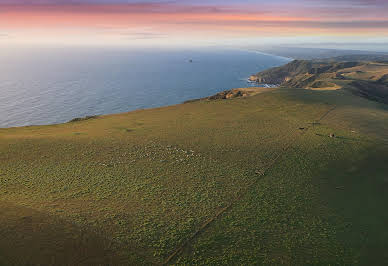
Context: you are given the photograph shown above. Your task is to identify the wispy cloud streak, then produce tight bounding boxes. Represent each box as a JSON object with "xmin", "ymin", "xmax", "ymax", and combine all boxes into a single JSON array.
[{"xmin": 0, "ymin": 0, "xmax": 387, "ymax": 45}]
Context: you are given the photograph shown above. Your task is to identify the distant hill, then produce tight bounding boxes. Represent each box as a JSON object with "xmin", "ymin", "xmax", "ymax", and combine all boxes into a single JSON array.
[
  {"xmin": 250, "ymin": 59, "xmax": 388, "ymax": 104},
  {"xmin": 255, "ymin": 46, "xmax": 388, "ymax": 60},
  {"xmin": 323, "ymin": 54, "xmax": 388, "ymax": 63}
]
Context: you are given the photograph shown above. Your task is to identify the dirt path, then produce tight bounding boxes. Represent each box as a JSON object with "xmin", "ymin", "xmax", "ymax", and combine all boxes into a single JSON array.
[{"xmin": 163, "ymin": 105, "xmax": 337, "ymax": 265}]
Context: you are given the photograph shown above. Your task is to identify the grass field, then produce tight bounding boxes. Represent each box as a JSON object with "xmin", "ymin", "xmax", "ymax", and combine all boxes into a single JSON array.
[{"xmin": 1, "ymin": 88, "xmax": 388, "ymax": 265}]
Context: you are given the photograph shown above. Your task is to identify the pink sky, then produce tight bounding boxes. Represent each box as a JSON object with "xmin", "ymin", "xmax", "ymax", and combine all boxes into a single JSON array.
[{"xmin": 1, "ymin": 1, "xmax": 388, "ymax": 46}]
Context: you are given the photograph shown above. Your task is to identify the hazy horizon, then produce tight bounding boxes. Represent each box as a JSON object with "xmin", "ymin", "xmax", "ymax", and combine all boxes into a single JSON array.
[{"xmin": 1, "ymin": 0, "xmax": 388, "ymax": 49}]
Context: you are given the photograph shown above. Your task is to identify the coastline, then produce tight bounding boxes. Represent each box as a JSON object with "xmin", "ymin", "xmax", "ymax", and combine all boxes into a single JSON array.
[
  {"xmin": 8, "ymin": 45, "xmax": 387, "ymax": 130},
  {"xmin": 247, "ymin": 49, "xmax": 294, "ymax": 61},
  {"xmin": 0, "ymin": 86, "xmax": 280, "ymax": 130},
  {"xmin": 0, "ymin": 49, "xmax": 291, "ymax": 129}
]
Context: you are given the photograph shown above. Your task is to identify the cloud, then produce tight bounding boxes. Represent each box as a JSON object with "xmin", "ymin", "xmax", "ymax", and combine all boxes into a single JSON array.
[
  {"xmin": 0, "ymin": 1, "xmax": 250, "ymax": 16},
  {"xmin": 320, "ymin": 0, "xmax": 388, "ymax": 5},
  {"xmin": 1, "ymin": 0, "xmax": 387, "ymax": 44},
  {"xmin": 117, "ymin": 31, "xmax": 168, "ymax": 40},
  {"xmin": 0, "ymin": 0, "xmax": 82, "ymax": 4},
  {"xmin": 0, "ymin": 33, "xmax": 11, "ymax": 39}
]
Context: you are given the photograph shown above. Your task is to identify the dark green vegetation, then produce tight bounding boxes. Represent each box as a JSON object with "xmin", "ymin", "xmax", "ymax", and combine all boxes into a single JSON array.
[
  {"xmin": 1, "ymin": 87, "xmax": 388, "ymax": 264},
  {"xmin": 251, "ymin": 60, "xmax": 388, "ymax": 104},
  {"xmin": 69, "ymin": 115, "xmax": 99, "ymax": 123}
]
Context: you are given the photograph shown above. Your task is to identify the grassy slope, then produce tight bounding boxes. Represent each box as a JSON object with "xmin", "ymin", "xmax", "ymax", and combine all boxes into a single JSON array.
[
  {"xmin": 253, "ymin": 60, "xmax": 388, "ymax": 106},
  {"xmin": 1, "ymin": 89, "xmax": 388, "ymax": 265}
]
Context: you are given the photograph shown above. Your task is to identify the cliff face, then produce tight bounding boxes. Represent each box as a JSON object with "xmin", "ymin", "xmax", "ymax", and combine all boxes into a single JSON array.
[
  {"xmin": 249, "ymin": 60, "xmax": 313, "ymax": 84},
  {"xmin": 251, "ymin": 60, "xmax": 363, "ymax": 86},
  {"xmin": 251, "ymin": 59, "xmax": 388, "ymax": 104}
]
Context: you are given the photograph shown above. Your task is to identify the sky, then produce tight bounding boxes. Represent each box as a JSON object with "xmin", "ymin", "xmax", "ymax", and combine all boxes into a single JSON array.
[{"xmin": 1, "ymin": 0, "xmax": 388, "ymax": 48}]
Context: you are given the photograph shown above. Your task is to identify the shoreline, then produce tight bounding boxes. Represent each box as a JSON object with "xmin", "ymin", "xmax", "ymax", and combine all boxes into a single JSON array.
[
  {"xmin": 0, "ymin": 86, "xmax": 280, "ymax": 130},
  {"xmin": 3, "ymin": 47, "xmax": 387, "ymax": 130},
  {"xmin": 246, "ymin": 49, "xmax": 294, "ymax": 61},
  {"xmin": 0, "ymin": 50, "xmax": 291, "ymax": 130}
]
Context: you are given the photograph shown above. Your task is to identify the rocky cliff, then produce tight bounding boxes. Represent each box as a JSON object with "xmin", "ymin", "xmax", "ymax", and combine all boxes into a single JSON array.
[
  {"xmin": 249, "ymin": 60, "xmax": 313, "ymax": 84},
  {"xmin": 250, "ymin": 60, "xmax": 362, "ymax": 86},
  {"xmin": 251, "ymin": 59, "xmax": 388, "ymax": 104}
]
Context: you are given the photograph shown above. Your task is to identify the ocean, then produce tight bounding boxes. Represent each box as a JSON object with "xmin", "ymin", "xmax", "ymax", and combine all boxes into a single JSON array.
[{"xmin": 0, "ymin": 46, "xmax": 290, "ymax": 128}]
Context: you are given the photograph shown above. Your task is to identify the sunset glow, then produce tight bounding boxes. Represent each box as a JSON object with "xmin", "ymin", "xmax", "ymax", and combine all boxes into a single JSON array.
[{"xmin": 1, "ymin": 0, "xmax": 388, "ymax": 46}]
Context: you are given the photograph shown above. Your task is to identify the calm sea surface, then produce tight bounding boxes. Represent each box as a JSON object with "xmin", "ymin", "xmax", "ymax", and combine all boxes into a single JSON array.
[{"xmin": 0, "ymin": 47, "xmax": 290, "ymax": 128}]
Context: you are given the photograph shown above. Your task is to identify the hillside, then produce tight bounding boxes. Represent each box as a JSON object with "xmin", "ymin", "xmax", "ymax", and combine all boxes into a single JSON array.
[
  {"xmin": 1, "ymin": 87, "xmax": 388, "ymax": 264},
  {"xmin": 250, "ymin": 60, "xmax": 388, "ymax": 104},
  {"xmin": 254, "ymin": 46, "xmax": 388, "ymax": 60},
  {"xmin": 324, "ymin": 54, "xmax": 388, "ymax": 63}
]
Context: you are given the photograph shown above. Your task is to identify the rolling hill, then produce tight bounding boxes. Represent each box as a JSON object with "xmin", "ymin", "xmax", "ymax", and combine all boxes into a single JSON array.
[
  {"xmin": 250, "ymin": 59, "xmax": 388, "ymax": 104},
  {"xmin": 1, "ymin": 82, "xmax": 388, "ymax": 264},
  {"xmin": 254, "ymin": 46, "xmax": 388, "ymax": 60}
]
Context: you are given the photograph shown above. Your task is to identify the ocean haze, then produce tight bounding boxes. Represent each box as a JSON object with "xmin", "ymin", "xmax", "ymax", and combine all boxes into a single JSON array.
[{"xmin": 0, "ymin": 47, "xmax": 290, "ymax": 128}]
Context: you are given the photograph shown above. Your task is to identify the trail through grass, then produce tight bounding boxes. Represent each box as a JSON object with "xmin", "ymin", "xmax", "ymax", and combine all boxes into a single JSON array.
[{"xmin": 1, "ymin": 89, "xmax": 387, "ymax": 264}]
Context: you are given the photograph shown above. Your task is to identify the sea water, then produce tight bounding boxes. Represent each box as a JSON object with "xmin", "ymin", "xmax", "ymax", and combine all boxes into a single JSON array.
[{"xmin": 0, "ymin": 46, "xmax": 290, "ymax": 128}]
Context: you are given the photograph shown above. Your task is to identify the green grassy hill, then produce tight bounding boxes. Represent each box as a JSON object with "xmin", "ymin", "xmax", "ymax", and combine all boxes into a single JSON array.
[
  {"xmin": 1, "ymin": 88, "xmax": 388, "ymax": 264},
  {"xmin": 251, "ymin": 60, "xmax": 388, "ymax": 105}
]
